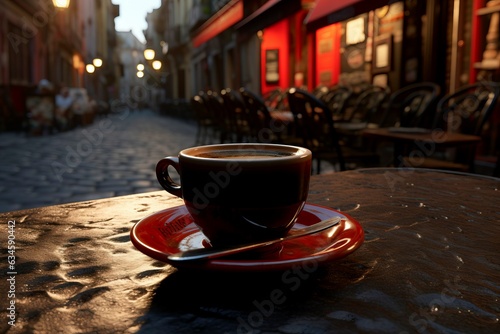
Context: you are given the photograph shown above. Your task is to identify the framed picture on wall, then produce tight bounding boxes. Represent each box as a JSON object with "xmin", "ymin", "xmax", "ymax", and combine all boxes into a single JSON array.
[
  {"xmin": 265, "ymin": 49, "xmax": 279, "ymax": 84},
  {"xmin": 346, "ymin": 17, "xmax": 365, "ymax": 45},
  {"xmin": 372, "ymin": 34, "xmax": 392, "ymax": 74}
]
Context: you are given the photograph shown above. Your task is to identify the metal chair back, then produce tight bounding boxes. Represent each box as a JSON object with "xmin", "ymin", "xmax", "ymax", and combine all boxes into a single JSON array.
[{"xmin": 382, "ymin": 82, "xmax": 441, "ymax": 128}]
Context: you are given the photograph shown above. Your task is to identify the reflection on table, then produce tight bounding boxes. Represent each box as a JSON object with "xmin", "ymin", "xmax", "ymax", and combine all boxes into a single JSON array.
[
  {"xmin": 269, "ymin": 110, "xmax": 293, "ymax": 123},
  {"xmin": 1, "ymin": 168, "xmax": 498, "ymax": 333}
]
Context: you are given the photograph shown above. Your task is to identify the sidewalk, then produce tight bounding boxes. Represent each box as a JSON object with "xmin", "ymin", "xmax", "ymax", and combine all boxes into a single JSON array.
[{"xmin": 0, "ymin": 109, "xmax": 197, "ymax": 213}]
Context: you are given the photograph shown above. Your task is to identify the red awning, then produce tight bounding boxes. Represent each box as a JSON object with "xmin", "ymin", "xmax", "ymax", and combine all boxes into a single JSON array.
[
  {"xmin": 192, "ymin": 0, "xmax": 244, "ymax": 48},
  {"xmin": 235, "ymin": 0, "xmax": 302, "ymax": 36},
  {"xmin": 235, "ymin": 0, "xmax": 283, "ymax": 29},
  {"xmin": 305, "ymin": 0, "xmax": 396, "ymax": 32}
]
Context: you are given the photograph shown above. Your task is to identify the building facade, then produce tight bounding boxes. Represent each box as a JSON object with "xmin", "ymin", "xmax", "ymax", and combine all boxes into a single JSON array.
[
  {"xmin": 143, "ymin": 0, "xmax": 497, "ymax": 99},
  {"xmin": 116, "ymin": 31, "xmax": 147, "ymax": 105},
  {"xmin": 0, "ymin": 0, "xmax": 120, "ymax": 132}
]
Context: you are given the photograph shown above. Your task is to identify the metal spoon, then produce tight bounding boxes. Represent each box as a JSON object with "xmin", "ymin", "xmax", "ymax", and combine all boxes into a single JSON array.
[{"xmin": 167, "ymin": 216, "xmax": 342, "ymax": 262}]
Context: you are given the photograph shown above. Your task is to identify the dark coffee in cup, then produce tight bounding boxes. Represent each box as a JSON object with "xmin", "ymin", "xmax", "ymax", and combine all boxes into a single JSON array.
[
  {"xmin": 195, "ymin": 150, "xmax": 293, "ymax": 159},
  {"xmin": 156, "ymin": 143, "xmax": 312, "ymax": 246}
]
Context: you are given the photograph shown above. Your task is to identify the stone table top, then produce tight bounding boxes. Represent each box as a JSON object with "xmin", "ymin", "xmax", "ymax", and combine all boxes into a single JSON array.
[{"xmin": 1, "ymin": 168, "xmax": 499, "ymax": 333}]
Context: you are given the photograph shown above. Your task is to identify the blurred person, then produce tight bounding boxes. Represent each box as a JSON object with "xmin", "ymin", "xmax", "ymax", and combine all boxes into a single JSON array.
[
  {"xmin": 55, "ymin": 86, "xmax": 74, "ymax": 131},
  {"xmin": 26, "ymin": 79, "xmax": 55, "ymax": 135},
  {"xmin": 70, "ymin": 89, "xmax": 89, "ymax": 127},
  {"xmin": 36, "ymin": 79, "xmax": 54, "ymax": 94}
]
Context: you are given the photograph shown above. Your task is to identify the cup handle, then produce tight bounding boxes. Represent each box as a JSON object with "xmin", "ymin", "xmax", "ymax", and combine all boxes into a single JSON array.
[{"xmin": 156, "ymin": 157, "xmax": 182, "ymax": 198}]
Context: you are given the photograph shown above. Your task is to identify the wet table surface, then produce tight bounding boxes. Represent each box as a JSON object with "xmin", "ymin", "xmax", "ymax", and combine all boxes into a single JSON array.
[{"xmin": 1, "ymin": 168, "xmax": 499, "ymax": 333}]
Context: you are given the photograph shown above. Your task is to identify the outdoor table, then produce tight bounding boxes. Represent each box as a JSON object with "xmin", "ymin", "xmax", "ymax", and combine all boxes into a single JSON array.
[
  {"xmin": 1, "ymin": 168, "xmax": 498, "ymax": 333},
  {"xmin": 363, "ymin": 127, "xmax": 481, "ymax": 167}
]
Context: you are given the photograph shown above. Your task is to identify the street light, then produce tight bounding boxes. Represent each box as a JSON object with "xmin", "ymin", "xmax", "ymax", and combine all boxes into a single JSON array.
[
  {"xmin": 52, "ymin": 0, "xmax": 70, "ymax": 8},
  {"xmin": 93, "ymin": 58, "xmax": 103, "ymax": 68},
  {"xmin": 137, "ymin": 64, "xmax": 145, "ymax": 71},
  {"xmin": 144, "ymin": 49, "xmax": 155, "ymax": 61},
  {"xmin": 136, "ymin": 71, "xmax": 144, "ymax": 78},
  {"xmin": 152, "ymin": 60, "xmax": 162, "ymax": 70},
  {"xmin": 86, "ymin": 64, "xmax": 95, "ymax": 74}
]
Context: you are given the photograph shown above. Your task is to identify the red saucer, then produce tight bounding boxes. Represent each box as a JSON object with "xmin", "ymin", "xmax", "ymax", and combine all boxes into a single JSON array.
[{"xmin": 130, "ymin": 203, "xmax": 364, "ymax": 272}]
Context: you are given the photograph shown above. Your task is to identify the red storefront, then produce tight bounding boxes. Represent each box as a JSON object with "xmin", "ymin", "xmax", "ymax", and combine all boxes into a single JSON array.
[
  {"xmin": 235, "ymin": 0, "xmax": 310, "ymax": 95},
  {"xmin": 305, "ymin": 0, "xmax": 405, "ymax": 92}
]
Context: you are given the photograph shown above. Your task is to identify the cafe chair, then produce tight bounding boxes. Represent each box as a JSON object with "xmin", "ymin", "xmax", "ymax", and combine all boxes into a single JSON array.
[
  {"xmin": 287, "ymin": 87, "xmax": 380, "ymax": 173},
  {"xmin": 239, "ymin": 87, "xmax": 297, "ymax": 144},
  {"xmin": 320, "ymin": 85, "xmax": 353, "ymax": 121},
  {"xmin": 191, "ymin": 93, "xmax": 217, "ymax": 145},
  {"xmin": 263, "ymin": 87, "xmax": 287, "ymax": 111},
  {"xmin": 344, "ymin": 84, "xmax": 390, "ymax": 125},
  {"xmin": 380, "ymin": 82, "xmax": 441, "ymax": 128},
  {"xmin": 312, "ymin": 85, "xmax": 330, "ymax": 99},
  {"xmin": 203, "ymin": 90, "xmax": 233, "ymax": 143},
  {"xmin": 220, "ymin": 88, "xmax": 250, "ymax": 142},
  {"xmin": 333, "ymin": 85, "xmax": 390, "ymax": 137},
  {"xmin": 404, "ymin": 81, "xmax": 500, "ymax": 172},
  {"xmin": 333, "ymin": 85, "xmax": 390, "ymax": 151},
  {"xmin": 238, "ymin": 87, "xmax": 275, "ymax": 142}
]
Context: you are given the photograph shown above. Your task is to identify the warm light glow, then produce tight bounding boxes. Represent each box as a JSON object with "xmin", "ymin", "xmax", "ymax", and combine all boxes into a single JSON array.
[
  {"xmin": 52, "ymin": 0, "xmax": 70, "ymax": 8},
  {"xmin": 144, "ymin": 49, "xmax": 155, "ymax": 60},
  {"xmin": 72, "ymin": 54, "xmax": 81, "ymax": 69},
  {"xmin": 257, "ymin": 30, "xmax": 263, "ymax": 39},
  {"xmin": 86, "ymin": 64, "xmax": 95, "ymax": 73},
  {"xmin": 137, "ymin": 64, "xmax": 145, "ymax": 71},
  {"xmin": 152, "ymin": 60, "xmax": 162, "ymax": 70},
  {"xmin": 93, "ymin": 58, "xmax": 103, "ymax": 67},
  {"xmin": 136, "ymin": 71, "xmax": 144, "ymax": 78}
]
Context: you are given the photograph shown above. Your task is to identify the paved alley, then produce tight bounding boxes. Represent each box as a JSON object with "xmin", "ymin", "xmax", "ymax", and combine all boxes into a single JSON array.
[{"xmin": 0, "ymin": 109, "xmax": 197, "ymax": 212}]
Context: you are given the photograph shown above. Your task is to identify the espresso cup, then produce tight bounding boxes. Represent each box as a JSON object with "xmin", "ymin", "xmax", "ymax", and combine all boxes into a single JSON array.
[{"xmin": 156, "ymin": 143, "xmax": 312, "ymax": 246}]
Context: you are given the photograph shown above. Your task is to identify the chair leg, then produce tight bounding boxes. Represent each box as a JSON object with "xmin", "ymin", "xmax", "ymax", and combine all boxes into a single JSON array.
[
  {"xmin": 316, "ymin": 158, "xmax": 321, "ymax": 174},
  {"xmin": 494, "ymin": 154, "xmax": 500, "ymax": 177},
  {"xmin": 195, "ymin": 125, "xmax": 207, "ymax": 145}
]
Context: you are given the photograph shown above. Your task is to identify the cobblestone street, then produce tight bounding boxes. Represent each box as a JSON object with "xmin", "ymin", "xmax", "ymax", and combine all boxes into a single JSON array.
[{"xmin": 0, "ymin": 109, "xmax": 197, "ymax": 212}]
